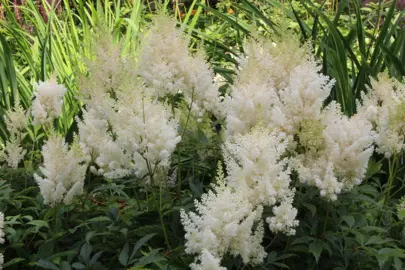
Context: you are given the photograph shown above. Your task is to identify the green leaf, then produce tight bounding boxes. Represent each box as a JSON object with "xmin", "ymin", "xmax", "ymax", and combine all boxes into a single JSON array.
[
  {"xmin": 292, "ymin": 236, "xmax": 314, "ymax": 245},
  {"xmin": 28, "ymin": 220, "xmax": 49, "ymax": 230},
  {"xmin": 119, "ymin": 243, "xmax": 129, "ymax": 266},
  {"xmin": 365, "ymin": 159, "xmax": 382, "ymax": 180},
  {"xmin": 309, "ymin": 240, "xmax": 323, "ymax": 263},
  {"xmin": 133, "ymin": 249, "xmax": 166, "ymax": 267},
  {"xmin": 269, "ymin": 262, "xmax": 290, "ymax": 269},
  {"xmin": 87, "ymin": 216, "xmax": 111, "ymax": 223},
  {"xmin": 398, "ymin": 209, "xmax": 405, "ymax": 221},
  {"xmin": 49, "ymin": 250, "xmax": 78, "ymax": 260},
  {"xmin": 394, "ymin": 257, "xmax": 403, "ymax": 270},
  {"xmin": 60, "ymin": 261, "xmax": 72, "ymax": 270},
  {"xmin": 302, "ymin": 203, "xmax": 317, "ymax": 217},
  {"xmin": 90, "ymin": 251, "xmax": 103, "ymax": 266},
  {"xmin": 80, "ymin": 243, "xmax": 92, "ymax": 265},
  {"xmin": 378, "ymin": 248, "xmax": 405, "ymax": 258},
  {"xmin": 365, "ymin": 235, "xmax": 388, "ymax": 246},
  {"xmin": 2, "ymin": 258, "xmax": 25, "ymax": 268},
  {"xmin": 129, "ymin": 233, "xmax": 157, "ymax": 263},
  {"xmin": 239, "ymin": 0, "xmax": 277, "ymax": 34},
  {"xmin": 341, "ymin": 215, "xmax": 355, "ymax": 228},
  {"xmin": 71, "ymin": 262, "xmax": 86, "ymax": 269},
  {"xmin": 37, "ymin": 259, "xmax": 59, "ymax": 270},
  {"xmin": 354, "ymin": 231, "xmax": 365, "ymax": 246}
]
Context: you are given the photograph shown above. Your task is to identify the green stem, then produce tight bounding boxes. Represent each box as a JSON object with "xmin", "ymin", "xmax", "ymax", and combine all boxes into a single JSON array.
[
  {"xmin": 323, "ymin": 208, "xmax": 329, "ymax": 237},
  {"xmin": 146, "ymin": 161, "xmax": 170, "ymax": 251},
  {"xmin": 265, "ymin": 234, "xmax": 278, "ymax": 249},
  {"xmin": 282, "ymin": 236, "xmax": 291, "ymax": 265},
  {"xmin": 9, "ymin": 167, "xmax": 12, "ymax": 186},
  {"xmin": 54, "ymin": 204, "xmax": 60, "ymax": 232},
  {"xmin": 384, "ymin": 154, "xmax": 398, "ymax": 204},
  {"xmin": 177, "ymin": 91, "xmax": 195, "ymax": 198},
  {"xmin": 155, "ymin": 185, "xmax": 171, "ymax": 250}
]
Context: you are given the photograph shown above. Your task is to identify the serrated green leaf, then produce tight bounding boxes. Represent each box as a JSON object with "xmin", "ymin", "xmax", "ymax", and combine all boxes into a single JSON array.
[
  {"xmin": 90, "ymin": 251, "xmax": 103, "ymax": 266},
  {"xmin": 80, "ymin": 243, "xmax": 92, "ymax": 265},
  {"xmin": 302, "ymin": 203, "xmax": 317, "ymax": 217},
  {"xmin": 378, "ymin": 248, "xmax": 405, "ymax": 258},
  {"xmin": 37, "ymin": 259, "xmax": 59, "ymax": 270},
  {"xmin": 341, "ymin": 215, "xmax": 355, "ymax": 228},
  {"xmin": 129, "ymin": 233, "xmax": 157, "ymax": 263},
  {"xmin": 365, "ymin": 235, "xmax": 387, "ymax": 246},
  {"xmin": 133, "ymin": 249, "xmax": 166, "ymax": 267},
  {"xmin": 292, "ymin": 236, "xmax": 314, "ymax": 245},
  {"xmin": 28, "ymin": 220, "xmax": 49, "ymax": 229},
  {"xmin": 354, "ymin": 231, "xmax": 366, "ymax": 246},
  {"xmin": 398, "ymin": 209, "xmax": 405, "ymax": 221},
  {"xmin": 309, "ymin": 240, "xmax": 323, "ymax": 263}
]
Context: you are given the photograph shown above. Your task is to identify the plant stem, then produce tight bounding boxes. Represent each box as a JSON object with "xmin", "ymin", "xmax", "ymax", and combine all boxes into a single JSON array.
[
  {"xmin": 384, "ymin": 154, "xmax": 398, "ymax": 204},
  {"xmin": 147, "ymin": 161, "xmax": 171, "ymax": 251},
  {"xmin": 54, "ymin": 204, "xmax": 60, "ymax": 232},
  {"xmin": 265, "ymin": 234, "xmax": 278, "ymax": 249},
  {"xmin": 177, "ymin": 91, "xmax": 195, "ymax": 198},
  {"xmin": 323, "ymin": 208, "xmax": 329, "ymax": 237},
  {"xmin": 155, "ymin": 185, "xmax": 171, "ymax": 250}
]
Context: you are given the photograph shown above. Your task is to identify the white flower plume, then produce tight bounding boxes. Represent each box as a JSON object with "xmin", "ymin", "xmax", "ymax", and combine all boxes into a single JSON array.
[
  {"xmin": 32, "ymin": 77, "xmax": 67, "ymax": 125},
  {"xmin": 35, "ymin": 135, "xmax": 89, "ymax": 206}
]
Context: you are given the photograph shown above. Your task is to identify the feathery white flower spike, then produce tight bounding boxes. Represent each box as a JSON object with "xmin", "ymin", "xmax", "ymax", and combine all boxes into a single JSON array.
[
  {"xmin": 32, "ymin": 77, "xmax": 67, "ymax": 125},
  {"xmin": 35, "ymin": 135, "xmax": 89, "ymax": 206},
  {"xmin": 138, "ymin": 14, "xmax": 224, "ymax": 119},
  {"xmin": 3, "ymin": 135, "xmax": 26, "ymax": 169},
  {"xmin": 358, "ymin": 72, "xmax": 405, "ymax": 158},
  {"xmin": 4, "ymin": 105, "xmax": 28, "ymax": 135},
  {"xmin": 76, "ymin": 26, "xmax": 181, "ymax": 183}
]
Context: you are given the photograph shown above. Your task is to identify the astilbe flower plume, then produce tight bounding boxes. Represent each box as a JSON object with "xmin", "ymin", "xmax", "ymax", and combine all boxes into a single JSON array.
[
  {"xmin": 224, "ymin": 128, "xmax": 299, "ymax": 235},
  {"xmin": 1, "ymin": 136, "xmax": 26, "ymax": 169},
  {"xmin": 31, "ymin": 77, "xmax": 67, "ymax": 125},
  {"xmin": 182, "ymin": 129, "xmax": 298, "ymax": 268},
  {"xmin": 77, "ymin": 25, "xmax": 181, "ymax": 182},
  {"xmin": 181, "ymin": 164, "xmax": 266, "ymax": 269},
  {"xmin": 137, "ymin": 14, "xmax": 224, "ymax": 119},
  {"xmin": 79, "ymin": 27, "xmax": 136, "ymax": 111},
  {"xmin": 4, "ymin": 105, "xmax": 27, "ymax": 135},
  {"xmin": 357, "ymin": 72, "xmax": 405, "ymax": 158},
  {"xmin": 182, "ymin": 33, "xmax": 375, "ymax": 268},
  {"xmin": 292, "ymin": 102, "xmax": 374, "ymax": 200},
  {"xmin": 224, "ymin": 36, "xmax": 327, "ymax": 137},
  {"xmin": 225, "ymin": 34, "xmax": 374, "ymax": 200},
  {"xmin": 0, "ymin": 105, "xmax": 28, "ymax": 168},
  {"xmin": 34, "ymin": 135, "xmax": 89, "ymax": 206}
]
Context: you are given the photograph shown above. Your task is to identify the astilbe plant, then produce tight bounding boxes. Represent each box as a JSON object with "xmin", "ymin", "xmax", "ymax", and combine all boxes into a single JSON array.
[
  {"xmin": 76, "ymin": 25, "xmax": 182, "ymax": 182},
  {"xmin": 137, "ymin": 14, "xmax": 224, "ymax": 120},
  {"xmin": 3, "ymin": 10, "xmax": 405, "ymax": 269},
  {"xmin": 358, "ymin": 72, "xmax": 405, "ymax": 158},
  {"xmin": 181, "ymin": 33, "xmax": 376, "ymax": 268},
  {"xmin": 34, "ymin": 135, "xmax": 89, "ymax": 206},
  {"xmin": 0, "ymin": 105, "xmax": 28, "ymax": 169},
  {"xmin": 31, "ymin": 78, "xmax": 67, "ymax": 126}
]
